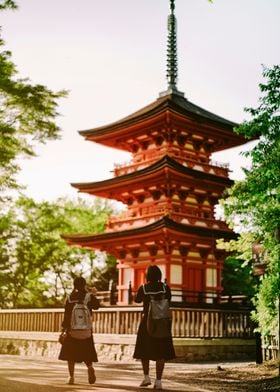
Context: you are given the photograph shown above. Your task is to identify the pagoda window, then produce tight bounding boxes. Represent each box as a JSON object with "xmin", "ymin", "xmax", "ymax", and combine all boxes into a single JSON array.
[
  {"xmin": 170, "ymin": 264, "xmax": 183, "ymax": 284},
  {"xmin": 206, "ymin": 268, "xmax": 217, "ymax": 288}
]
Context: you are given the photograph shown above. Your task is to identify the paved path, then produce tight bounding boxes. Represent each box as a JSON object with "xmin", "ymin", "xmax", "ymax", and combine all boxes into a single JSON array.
[{"xmin": 0, "ymin": 355, "xmax": 255, "ymax": 392}]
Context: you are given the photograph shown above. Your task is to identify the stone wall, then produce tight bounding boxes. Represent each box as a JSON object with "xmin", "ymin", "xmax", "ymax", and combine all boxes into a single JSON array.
[{"xmin": 0, "ymin": 332, "xmax": 256, "ymax": 362}]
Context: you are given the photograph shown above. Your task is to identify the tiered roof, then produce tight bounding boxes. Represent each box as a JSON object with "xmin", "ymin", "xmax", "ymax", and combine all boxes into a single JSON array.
[{"xmin": 79, "ymin": 93, "xmax": 245, "ymax": 152}]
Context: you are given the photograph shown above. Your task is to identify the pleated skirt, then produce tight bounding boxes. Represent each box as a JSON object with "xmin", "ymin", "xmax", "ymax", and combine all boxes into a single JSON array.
[
  {"xmin": 59, "ymin": 334, "xmax": 98, "ymax": 363},
  {"xmin": 133, "ymin": 317, "xmax": 176, "ymax": 361}
]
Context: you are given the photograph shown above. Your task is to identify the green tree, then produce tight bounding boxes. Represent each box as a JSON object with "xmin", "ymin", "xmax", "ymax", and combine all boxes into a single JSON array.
[
  {"xmin": 0, "ymin": 0, "xmax": 17, "ymax": 10},
  {"xmin": 0, "ymin": 196, "xmax": 115, "ymax": 308},
  {"xmin": 0, "ymin": 2, "xmax": 66, "ymax": 195},
  {"xmin": 221, "ymin": 65, "xmax": 280, "ymax": 334},
  {"xmin": 222, "ymin": 256, "xmax": 256, "ymax": 298}
]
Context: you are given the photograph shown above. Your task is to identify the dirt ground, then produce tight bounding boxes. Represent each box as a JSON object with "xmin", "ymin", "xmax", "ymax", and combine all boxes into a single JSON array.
[
  {"xmin": 1, "ymin": 355, "xmax": 279, "ymax": 392},
  {"xmin": 164, "ymin": 360, "xmax": 280, "ymax": 392}
]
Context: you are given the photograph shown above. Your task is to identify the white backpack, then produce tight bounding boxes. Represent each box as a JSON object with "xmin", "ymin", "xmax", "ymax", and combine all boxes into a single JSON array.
[{"xmin": 69, "ymin": 292, "xmax": 92, "ymax": 339}]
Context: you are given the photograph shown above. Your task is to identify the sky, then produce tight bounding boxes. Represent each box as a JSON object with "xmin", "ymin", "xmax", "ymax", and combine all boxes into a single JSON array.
[{"xmin": 1, "ymin": 0, "xmax": 280, "ymax": 202}]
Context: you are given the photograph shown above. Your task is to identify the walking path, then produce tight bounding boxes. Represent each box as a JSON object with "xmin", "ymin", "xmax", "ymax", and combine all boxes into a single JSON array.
[{"xmin": 0, "ymin": 355, "xmax": 258, "ymax": 392}]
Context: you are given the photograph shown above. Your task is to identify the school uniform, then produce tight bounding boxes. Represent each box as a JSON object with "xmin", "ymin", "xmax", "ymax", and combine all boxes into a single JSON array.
[
  {"xmin": 133, "ymin": 281, "xmax": 176, "ymax": 361},
  {"xmin": 59, "ymin": 290, "xmax": 99, "ymax": 363}
]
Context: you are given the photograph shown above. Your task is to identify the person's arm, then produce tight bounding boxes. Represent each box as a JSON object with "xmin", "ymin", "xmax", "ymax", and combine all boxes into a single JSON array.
[
  {"xmin": 61, "ymin": 298, "xmax": 71, "ymax": 331},
  {"xmin": 165, "ymin": 284, "xmax": 172, "ymax": 301},
  {"xmin": 88, "ymin": 287, "xmax": 100, "ymax": 310},
  {"xmin": 134, "ymin": 285, "xmax": 144, "ymax": 303}
]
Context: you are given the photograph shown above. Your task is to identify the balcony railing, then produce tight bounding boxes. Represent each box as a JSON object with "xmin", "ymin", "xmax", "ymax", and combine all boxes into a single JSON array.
[
  {"xmin": 114, "ymin": 150, "xmax": 229, "ymax": 177},
  {"xmin": 107, "ymin": 205, "xmax": 228, "ymax": 232},
  {"xmin": 0, "ymin": 306, "xmax": 254, "ymax": 338}
]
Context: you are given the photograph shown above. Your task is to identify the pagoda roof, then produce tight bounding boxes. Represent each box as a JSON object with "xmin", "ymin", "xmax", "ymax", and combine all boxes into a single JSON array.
[
  {"xmin": 78, "ymin": 93, "xmax": 246, "ymax": 151},
  {"xmin": 80, "ymin": 93, "xmax": 237, "ymax": 136},
  {"xmin": 62, "ymin": 216, "xmax": 237, "ymax": 250},
  {"xmin": 71, "ymin": 155, "xmax": 232, "ymax": 197}
]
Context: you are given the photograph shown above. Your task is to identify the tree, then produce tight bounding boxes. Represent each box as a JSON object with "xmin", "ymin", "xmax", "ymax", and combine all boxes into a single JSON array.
[
  {"xmin": 0, "ymin": 1, "xmax": 17, "ymax": 10},
  {"xmin": 0, "ymin": 2, "xmax": 67, "ymax": 195},
  {"xmin": 0, "ymin": 196, "xmax": 115, "ymax": 308},
  {"xmin": 221, "ymin": 65, "xmax": 280, "ymax": 334}
]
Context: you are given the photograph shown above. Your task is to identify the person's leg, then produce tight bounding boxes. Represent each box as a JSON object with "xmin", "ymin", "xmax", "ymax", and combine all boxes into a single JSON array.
[
  {"xmin": 142, "ymin": 359, "xmax": 149, "ymax": 375},
  {"xmin": 85, "ymin": 361, "xmax": 96, "ymax": 384},
  {"xmin": 155, "ymin": 359, "xmax": 165, "ymax": 379},
  {"xmin": 67, "ymin": 361, "xmax": 75, "ymax": 384},
  {"xmin": 139, "ymin": 359, "xmax": 151, "ymax": 386},
  {"xmin": 154, "ymin": 359, "xmax": 165, "ymax": 390}
]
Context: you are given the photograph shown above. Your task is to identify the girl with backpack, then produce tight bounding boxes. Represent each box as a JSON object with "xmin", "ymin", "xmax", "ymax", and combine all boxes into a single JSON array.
[
  {"xmin": 133, "ymin": 265, "xmax": 176, "ymax": 390},
  {"xmin": 58, "ymin": 276, "xmax": 100, "ymax": 385}
]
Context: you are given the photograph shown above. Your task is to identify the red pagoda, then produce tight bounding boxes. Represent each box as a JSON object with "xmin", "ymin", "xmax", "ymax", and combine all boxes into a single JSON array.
[{"xmin": 63, "ymin": 0, "xmax": 247, "ymax": 305}]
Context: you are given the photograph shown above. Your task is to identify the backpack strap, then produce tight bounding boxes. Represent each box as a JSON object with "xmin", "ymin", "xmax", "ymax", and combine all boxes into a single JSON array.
[
  {"xmin": 84, "ymin": 292, "xmax": 92, "ymax": 305},
  {"xmin": 68, "ymin": 292, "xmax": 92, "ymax": 305}
]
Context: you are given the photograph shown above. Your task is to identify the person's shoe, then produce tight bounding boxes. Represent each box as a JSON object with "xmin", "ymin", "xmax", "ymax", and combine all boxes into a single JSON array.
[
  {"xmin": 153, "ymin": 379, "xmax": 162, "ymax": 390},
  {"xmin": 67, "ymin": 376, "xmax": 74, "ymax": 385},
  {"xmin": 139, "ymin": 375, "xmax": 151, "ymax": 387},
  {"xmin": 88, "ymin": 366, "xmax": 96, "ymax": 384}
]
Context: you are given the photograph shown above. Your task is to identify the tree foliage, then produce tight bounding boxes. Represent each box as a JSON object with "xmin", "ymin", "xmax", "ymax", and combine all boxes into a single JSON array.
[
  {"xmin": 0, "ymin": 4, "xmax": 67, "ymax": 194},
  {"xmin": 0, "ymin": 196, "xmax": 115, "ymax": 308},
  {"xmin": 0, "ymin": 0, "xmax": 17, "ymax": 10},
  {"xmin": 0, "ymin": 3, "xmax": 118, "ymax": 309},
  {"xmin": 221, "ymin": 65, "xmax": 280, "ymax": 334}
]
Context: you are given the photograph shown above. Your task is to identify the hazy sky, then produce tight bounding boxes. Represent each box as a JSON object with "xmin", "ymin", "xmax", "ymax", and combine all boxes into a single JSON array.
[{"xmin": 2, "ymin": 0, "xmax": 280, "ymax": 201}]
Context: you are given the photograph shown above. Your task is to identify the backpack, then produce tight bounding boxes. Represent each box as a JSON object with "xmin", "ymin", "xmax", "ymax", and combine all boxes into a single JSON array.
[
  {"xmin": 69, "ymin": 292, "xmax": 92, "ymax": 339},
  {"xmin": 143, "ymin": 284, "xmax": 172, "ymax": 339}
]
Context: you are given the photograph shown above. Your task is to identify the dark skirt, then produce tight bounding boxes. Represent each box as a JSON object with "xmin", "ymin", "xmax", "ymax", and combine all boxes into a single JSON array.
[
  {"xmin": 59, "ymin": 334, "xmax": 98, "ymax": 363},
  {"xmin": 133, "ymin": 317, "xmax": 176, "ymax": 361}
]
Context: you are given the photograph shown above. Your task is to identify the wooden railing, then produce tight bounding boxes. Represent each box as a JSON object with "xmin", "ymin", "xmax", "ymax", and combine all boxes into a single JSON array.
[
  {"xmin": 107, "ymin": 206, "xmax": 228, "ymax": 232},
  {"xmin": 0, "ymin": 307, "xmax": 254, "ymax": 338},
  {"xmin": 262, "ymin": 335, "xmax": 279, "ymax": 361},
  {"xmin": 114, "ymin": 150, "xmax": 229, "ymax": 178}
]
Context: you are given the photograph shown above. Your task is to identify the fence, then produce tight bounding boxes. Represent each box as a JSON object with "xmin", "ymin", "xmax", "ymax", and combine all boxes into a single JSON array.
[
  {"xmin": 0, "ymin": 306, "xmax": 254, "ymax": 338},
  {"xmin": 262, "ymin": 335, "xmax": 279, "ymax": 361}
]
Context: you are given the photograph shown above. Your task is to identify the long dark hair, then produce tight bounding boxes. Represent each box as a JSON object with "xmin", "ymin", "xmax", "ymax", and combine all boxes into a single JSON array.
[
  {"xmin": 146, "ymin": 265, "xmax": 162, "ymax": 283},
  {"xmin": 69, "ymin": 277, "xmax": 87, "ymax": 301}
]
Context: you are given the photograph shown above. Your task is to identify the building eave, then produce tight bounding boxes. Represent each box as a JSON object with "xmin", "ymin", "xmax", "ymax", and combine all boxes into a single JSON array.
[
  {"xmin": 79, "ymin": 94, "xmax": 240, "ymax": 139},
  {"xmin": 71, "ymin": 155, "xmax": 233, "ymax": 195},
  {"xmin": 61, "ymin": 216, "xmax": 237, "ymax": 249}
]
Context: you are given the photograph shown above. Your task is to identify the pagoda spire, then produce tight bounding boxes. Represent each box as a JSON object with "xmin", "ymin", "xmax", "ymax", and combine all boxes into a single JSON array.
[
  {"xmin": 167, "ymin": 0, "xmax": 177, "ymax": 90},
  {"xmin": 160, "ymin": 0, "xmax": 184, "ymax": 97}
]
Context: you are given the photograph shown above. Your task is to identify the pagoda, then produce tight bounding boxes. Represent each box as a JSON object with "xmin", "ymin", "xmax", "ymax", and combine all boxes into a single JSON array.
[{"xmin": 63, "ymin": 0, "xmax": 246, "ymax": 305}]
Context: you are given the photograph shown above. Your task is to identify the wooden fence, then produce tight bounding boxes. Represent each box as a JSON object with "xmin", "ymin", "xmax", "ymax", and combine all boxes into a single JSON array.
[
  {"xmin": 262, "ymin": 335, "xmax": 279, "ymax": 361},
  {"xmin": 0, "ymin": 307, "xmax": 254, "ymax": 338}
]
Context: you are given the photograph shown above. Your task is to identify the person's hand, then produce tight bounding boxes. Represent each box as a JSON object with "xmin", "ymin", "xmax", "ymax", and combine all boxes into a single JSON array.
[{"xmin": 91, "ymin": 286, "xmax": 97, "ymax": 296}]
